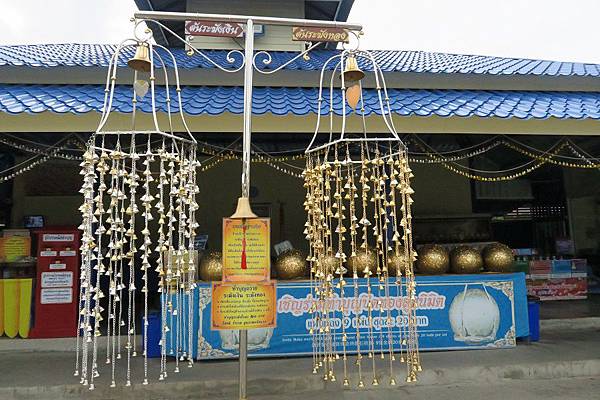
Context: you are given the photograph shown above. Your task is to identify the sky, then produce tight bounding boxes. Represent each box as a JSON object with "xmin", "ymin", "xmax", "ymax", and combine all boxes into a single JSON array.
[{"xmin": 2, "ymin": 0, "xmax": 600, "ymax": 63}]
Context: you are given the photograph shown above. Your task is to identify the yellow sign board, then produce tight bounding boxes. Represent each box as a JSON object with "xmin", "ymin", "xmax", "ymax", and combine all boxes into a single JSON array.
[
  {"xmin": 211, "ymin": 282, "xmax": 277, "ymax": 330},
  {"xmin": 222, "ymin": 218, "xmax": 270, "ymax": 282},
  {"xmin": 0, "ymin": 236, "xmax": 31, "ymax": 262}
]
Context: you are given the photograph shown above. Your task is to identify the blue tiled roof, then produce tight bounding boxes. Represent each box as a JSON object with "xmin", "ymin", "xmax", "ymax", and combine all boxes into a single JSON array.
[
  {"xmin": 1, "ymin": 84, "xmax": 600, "ymax": 119},
  {"xmin": 1, "ymin": 44, "xmax": 600, "ymax": 77}
]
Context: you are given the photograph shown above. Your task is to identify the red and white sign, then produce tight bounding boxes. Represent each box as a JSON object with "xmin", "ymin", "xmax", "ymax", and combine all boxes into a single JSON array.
[
  {"xmin": 527, "ymin": 276, "xmax": 587, "ymax": 300},
  {"xmin": 43, "ymin": 233, "xmax": 74, "ymax": 242},
  {"xmin": 30, "ymin": 228, "xmax": 80, "ymax": 338},
  {"xmin": 41, "ymin": 271, "xmax": 73, "ymax": 288},
  {"xmin": 41, "ymin": 288, "xmax": 73, "ymax": 304},
  {"xmin": 185, "ymin": 20, "xmax": 244, "ymax": 38}
]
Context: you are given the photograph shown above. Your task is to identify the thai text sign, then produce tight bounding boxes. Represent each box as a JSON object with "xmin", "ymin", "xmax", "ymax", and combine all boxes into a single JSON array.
[
  {"xmin": 527, "ymin": 275, "xmax": 587, "ymax": 300},
  {"xmin": 222, "ymin": 218, "xmax": 270, "ymax": 282},
  {"xmin": 190, "ymin": 274, "xmax": 528, "ymax": 359},
  {"xmin": 291, "ymin": 26, "xmax": 349, "ymax": 43},
  {"xmin": 211, "ymin": 282, "xmax": 277, "ymax": 330},
  {"xmin": 185, "ymin": 20, "xmax": 244, "ymax": 38}
]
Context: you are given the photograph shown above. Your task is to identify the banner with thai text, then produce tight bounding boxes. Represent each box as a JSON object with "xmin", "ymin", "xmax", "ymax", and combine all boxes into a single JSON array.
[{"xmin": 188, "ymin": 273, "xmax": 528, "ymax": 359}]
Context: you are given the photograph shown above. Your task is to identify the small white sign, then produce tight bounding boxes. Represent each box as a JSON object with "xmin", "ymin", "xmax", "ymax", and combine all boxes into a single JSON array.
[
  {"xmin": 43, "ymin": 234, "xmax": 74, "ymax": 242},
  {"xmin": 41, "ymin": 288, "xmax": 72, "ymax": 304},
  {"xmin": 49, "ymin": 263, "xmax": 67, "ymax": 270},
  {"xmin": 41, "ymin": 271, "xmax": 73, "ymax": 288},
  {"xmin": 40, "ymin": 250, "xmax": 57, "ymax": 257},
  {"xmin": 59, "ymin": 250, "xmax": 76, "ymax": 257}
]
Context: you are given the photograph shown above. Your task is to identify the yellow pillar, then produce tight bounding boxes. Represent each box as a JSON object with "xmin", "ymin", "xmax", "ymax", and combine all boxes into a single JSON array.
[
  {"xmin": 18, "ymin": 278, "xmax": 32, "ymax": 338},
  {"xmin": 0, "ymin": 279, "xmax": 4, "ymax": 336},
  {"xmin": 3, "ymin": 279, "xmax": 19, "ymax": 338}
]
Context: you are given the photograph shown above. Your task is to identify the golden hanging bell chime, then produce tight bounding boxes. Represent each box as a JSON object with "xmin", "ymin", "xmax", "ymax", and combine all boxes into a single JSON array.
[
  {"xmin": 230, "ymin": 197, "xmax": 257, "ymax": 219},
  {"xmin": 127, "ymin": 43, "xmax": 151, "ymax": 73},
  {"xmin": 341, "ymin": 55, "xmax": 365, "ymax": 83}
]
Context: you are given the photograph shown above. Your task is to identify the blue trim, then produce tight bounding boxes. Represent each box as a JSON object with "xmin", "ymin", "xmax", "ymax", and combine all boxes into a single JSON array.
[
  {"xmin": 2, "ymin": 44, "xmax": 600, "ymax": 77},
  {"xmin": 1, "ymin": 84, "xmax": 599, "ymax": 119}
]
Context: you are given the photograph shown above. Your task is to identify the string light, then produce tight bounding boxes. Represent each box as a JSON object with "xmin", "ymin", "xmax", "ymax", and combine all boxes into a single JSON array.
[
  {"xmin": 2, "ymin": 133, "xmax": 600, "ymax": 184},
  {"xmin": 0, "ymin": 136, "xmax": 83, "ymax": 160}
]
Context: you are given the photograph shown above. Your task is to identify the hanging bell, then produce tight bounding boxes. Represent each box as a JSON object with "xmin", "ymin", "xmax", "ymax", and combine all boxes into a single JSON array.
[
  {"xmin": 230, "ymin": 197, "xmax": 257, "ymax": 219},
  {"xmin": 127, "ymin": 43, "xmax": 151, "ymax": 73},
  {"xmin": 341, "ymin": 55, "xmax": 365, "ymax": 83}
]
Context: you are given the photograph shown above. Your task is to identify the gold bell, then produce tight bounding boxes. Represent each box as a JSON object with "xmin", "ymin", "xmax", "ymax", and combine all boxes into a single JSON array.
[
  {"xmin": 230, "ymin": 197, "xmax": 257, "ymax": 219},
  {"xmin": 341, "ymin": 55, "xmax": 365, "ymax": 83},
  {"xmin": 128, "ymin": 43, "xmax": 151, "ymax": 73}
]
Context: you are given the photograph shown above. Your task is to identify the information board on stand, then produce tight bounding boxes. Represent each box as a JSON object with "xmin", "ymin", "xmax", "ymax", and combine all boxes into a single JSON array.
[
  {"xmin": 211, "ymin": 218, "xmax": 276, "ymax": 331},
  {"xmin": 222, "ymin": 218, "xmax": 270, "ymax": 282}
]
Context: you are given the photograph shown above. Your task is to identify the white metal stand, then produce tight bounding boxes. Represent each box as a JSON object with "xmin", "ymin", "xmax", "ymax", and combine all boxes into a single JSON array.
[{"xmin": 133, "ymin": 11, "xmax": 362, "ymax": 399}]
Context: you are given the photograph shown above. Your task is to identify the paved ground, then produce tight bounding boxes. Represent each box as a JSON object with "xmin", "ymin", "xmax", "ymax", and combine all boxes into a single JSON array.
[
  {"xmin": 540, "ymin": 293, "xmax": 600, "ymax": 319},
  {"xmin": 0, "ymin": 322, "xmax": 599, "ymax": 399},
  {"xmin": 252, "ymin": 377, "xmax": 600, "ymax": 400}
]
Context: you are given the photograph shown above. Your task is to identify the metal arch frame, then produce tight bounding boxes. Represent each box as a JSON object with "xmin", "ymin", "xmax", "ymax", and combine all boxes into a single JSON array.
[
  {"xmin": 132, "ymin": 11, "xmax": 363, "ymax": 400},
  {"xmin": 305, "ymin": 49, "xmax": 406, "ymax": 156},
  {"xmin": 95, "ymin": 40, "xmax": 196, "ymax": 148}
]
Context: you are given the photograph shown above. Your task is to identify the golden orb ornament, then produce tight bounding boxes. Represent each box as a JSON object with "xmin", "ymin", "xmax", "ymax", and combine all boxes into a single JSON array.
[
  {"xmin": 387, "ymin": 246, "xmax": 407, "ymax": 277},
  {"xmin": 416, "ymin": 244, "xmax": 450, "ymax": 275},
  {"xmin": 482, "ymin": 243, "xmax": 514, "ymax": 273},
  {"xmin": 199, "ymin": 251, "xmax": 223, "ymax": 281},
  {"xmin": 450, "ymin": 246, "xmax": 483, "ymax": 274},
  {"xmin": 347, "ymin": 247, "xmax": 378, "ymax": 276},
  {"xmin": 275, "ymin": 249, "xmax": 308, "ymax": 280},
  {"xmin": 318, "ymin": 254, "xmax": 341, "ymax": 273}
]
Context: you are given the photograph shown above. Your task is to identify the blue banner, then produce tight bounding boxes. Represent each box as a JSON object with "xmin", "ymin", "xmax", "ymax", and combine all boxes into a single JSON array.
[{"xmin": 166, "ymin": 273, "xmax": 528, "ymax": 359}]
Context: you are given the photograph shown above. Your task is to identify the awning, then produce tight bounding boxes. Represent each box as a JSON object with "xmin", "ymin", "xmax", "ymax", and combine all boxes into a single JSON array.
[
  {"xmin": 2, "ymin": 44, "xmax": 600, "ymax": 77},
  {"xmin": 2, "ymin": 84, "xmax": 600, "ymax": 119}
]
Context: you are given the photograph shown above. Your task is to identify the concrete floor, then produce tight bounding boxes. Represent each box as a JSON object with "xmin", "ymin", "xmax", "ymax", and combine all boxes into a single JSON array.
[
  {"xmin": 252, "ymin": 377, "xmax": 600, "ymax": 400},
  {"xmin": 539, "ymin": 293, "xmax": 600, "ymax": 319},
  {"xmin": 0, "ymin": 322, "xmax": 599, "ymax": 399}
]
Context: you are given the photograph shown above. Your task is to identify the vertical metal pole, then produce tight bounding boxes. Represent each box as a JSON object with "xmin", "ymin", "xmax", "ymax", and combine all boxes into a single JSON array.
[
  {"xmin": 239, "ymin": 18, "xmax": 253, "ymax": 400},
  {"xmin": 241, "ymin": 18, "xmax": 254, "ymax": 199},
  {"xmin": 239, "ymin": 329, "xmax": 248, "ymax": 399}
]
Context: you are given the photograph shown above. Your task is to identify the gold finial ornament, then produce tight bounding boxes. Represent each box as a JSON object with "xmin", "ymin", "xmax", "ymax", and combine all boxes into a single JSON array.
[{"xmin": 127, "ymin": 43, "xmax": 152, "ymax": 72}]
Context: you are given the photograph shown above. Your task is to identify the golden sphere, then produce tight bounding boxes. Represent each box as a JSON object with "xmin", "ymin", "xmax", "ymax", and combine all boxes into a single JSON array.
[
  {"xmin": 450, "ymin": 246, "xmax": 483, "ymax": 274},
  {"xmin": 416, "ymin": 244, "xmax": 450, "ymax": 275},
  {"xmin": 387, "ymin": 246, "xmax": 407, "ymax": 277},
  {"xmin": 275, "ymin": 249, "xmax": 308, "ymax": 280},
  {"xmin": 347, "ymin": 247, "xmax": 378, "ymax": 276},
  {"xmin": 316, "ymin": 254, "xmax": 340, "ymax": 272},
  {"xmin": 482, "ymin": 243, "xmax": 514, "ymax": 273},
  {"xmin": 199, "ymin": 251, "xmax": 223, "ymax": 281}
]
